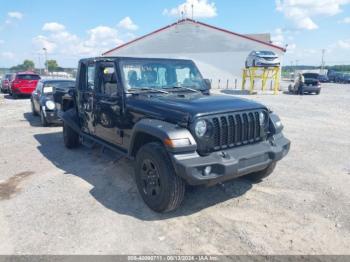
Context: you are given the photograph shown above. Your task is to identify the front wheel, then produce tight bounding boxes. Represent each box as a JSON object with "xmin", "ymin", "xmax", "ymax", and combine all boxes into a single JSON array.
[
  {"xmin": 63, "ymin": 121, "xmax": 80, "ymax": 149},
  {"xmin": 135, "ymin": 142, "xmax": 186, "ymax": 213},
  {"xmin": 31, "ymin": 100, "xmax": 38, "ymax": 116},
  {"xmin": 244, "ymin": 162, "xmax": 276, "ymax": 182},
  {"xmin": 40, "ymin": 110, "xmax": 49, "ymax": 127}
]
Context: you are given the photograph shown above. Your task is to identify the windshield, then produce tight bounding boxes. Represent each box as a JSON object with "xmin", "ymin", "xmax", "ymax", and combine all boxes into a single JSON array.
[
  {"xmin": 17, "ymin": 74, "xmax": 40, "ymax": 80},
  {"xmin": 45, "ymin": 81, "xmax": 75, "ymax": 90},
  {"xmin": 303, "ymin": 73, "xmax": 319, "ymax": 79},
  {"xmin": 120, "ymin": 59, "xmax": 205, "ymax": 91},
  {"xmin": 256, "ymin": 51, "xmax": 275, "ymax": 56}
]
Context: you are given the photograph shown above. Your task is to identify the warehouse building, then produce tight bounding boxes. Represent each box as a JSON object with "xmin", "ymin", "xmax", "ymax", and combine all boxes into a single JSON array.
[{"xmin": 103, "ymin": 19, "xmax": 286, "ymax": 88}]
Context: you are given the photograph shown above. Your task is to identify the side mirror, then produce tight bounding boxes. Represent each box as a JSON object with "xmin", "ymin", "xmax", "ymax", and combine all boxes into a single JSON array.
[
  {"xmin": 203, "ymin": 79, "xmax": 212, "ymax": 90},
  {"xmin": 68, "ymin": 88, "xmax": 76, "ymax": 97}
]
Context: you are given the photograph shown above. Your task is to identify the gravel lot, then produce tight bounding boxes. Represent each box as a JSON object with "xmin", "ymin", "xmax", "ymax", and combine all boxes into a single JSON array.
[{"xmin": 0, "ymin": 83, "xmax": 349, "ymax": 255}]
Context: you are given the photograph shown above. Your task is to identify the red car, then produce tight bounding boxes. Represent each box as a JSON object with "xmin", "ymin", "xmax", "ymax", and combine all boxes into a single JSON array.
[{"xmin": 9, "ymin": 72, "xmax": 41, "ymax": 98}]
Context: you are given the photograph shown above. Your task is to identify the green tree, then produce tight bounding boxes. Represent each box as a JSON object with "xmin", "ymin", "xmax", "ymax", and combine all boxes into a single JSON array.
[
  {"xmin": 45, "ymin": 60, "xmax": 59, "ymax": 72},
  {"xmin": 23, "ymin": 60, "xmax": 35, "ymax": 71}
]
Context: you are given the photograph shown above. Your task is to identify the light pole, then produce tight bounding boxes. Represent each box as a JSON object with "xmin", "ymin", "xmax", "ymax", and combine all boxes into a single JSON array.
[
  {"xmin": 321, "ymin": 49, "xmax": 326, "ymax": 75},
  {"xmin": 43, "ymin": 48, "xmax": 48, "ymax": 74}
]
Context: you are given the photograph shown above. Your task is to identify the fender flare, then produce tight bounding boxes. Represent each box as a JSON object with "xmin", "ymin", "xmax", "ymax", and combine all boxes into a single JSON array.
[{"xmin": 128, "ymin": 119, "xmax": 197, "ymax": 156}]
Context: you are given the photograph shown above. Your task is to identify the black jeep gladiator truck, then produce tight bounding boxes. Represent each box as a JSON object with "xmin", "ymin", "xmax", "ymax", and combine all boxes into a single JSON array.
[{"xmin": 59, "ymin": 57, "xmax": 290, "ymax": 212}]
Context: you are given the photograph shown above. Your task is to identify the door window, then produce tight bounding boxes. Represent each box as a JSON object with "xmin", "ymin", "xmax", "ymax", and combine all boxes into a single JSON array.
[
  {"xmin": 87, "ymin": 65, "xmax": 95, "ymax": 90},
  {"xmin": 98, "ymin": 63, "xmax": 118, "ymax": 97}
]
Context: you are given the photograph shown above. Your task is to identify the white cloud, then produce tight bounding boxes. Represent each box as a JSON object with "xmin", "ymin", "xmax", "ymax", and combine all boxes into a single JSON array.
[
  {"xmin": 337, "ymin": 39, "xmax": 350, "ymax": 49},
  {"xmin": 42, "ymin": 22, "xmax": 66, "ymax": 32},
  {"xmin": 33, "ymin": 24, "xmax": 125, "ymax": 58},
  {"xmin": 7, "ymin": 11, "xmax": 23, "ymax": 20},
  {"xmin": 338, "ymin": 17, "xmax": 350, "ymax": 23},
  {"xmin": 271, "ymin": 28, "xmax": 285, "ymax": 46},
  {"xmin": 163, "ymin": 0, "xmax": 217, "ymax": 19},
  {"xmin": 1, "ymin": 51, "xmax": 15, "ymax": 60},
  {"xmin": 0, "ymin": 40, "xmax": 4, "ymax": 44},
  {"xmin": 276, "ymin": 0, "xmax": 350, "ymax": 30},
  {"xmin": 32, "ymin": 35, "xmax": 57, "ymax": 53},
  {"xmin": 118, "ymin": 17, "xmax": 138, "ymax": 31}
]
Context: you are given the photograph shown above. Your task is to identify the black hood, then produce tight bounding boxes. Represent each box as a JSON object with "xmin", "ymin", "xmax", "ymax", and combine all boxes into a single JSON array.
[{"xmin": 126, "ymin": 92, "xmax": 266, "ymax": 125}]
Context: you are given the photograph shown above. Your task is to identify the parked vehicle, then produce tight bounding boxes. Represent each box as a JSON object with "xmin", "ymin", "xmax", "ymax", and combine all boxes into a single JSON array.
[
  {"xmin": 1, "ymin": 73, "xmax": 15, "ymax": 93},
  {"xmin": 327, "ymin": 70, "xmax": 342, "ymax": 82},
  {"xmin": 9, "ymin": 72, "xmax": 41, "ymax": 98},
  {"xmin": 318, "ymin": 74, "xmax": 328, "ymax": 83},
  {"xmin": 336, "ymin": 73, "xmax": 350, "ymax": 83},
  {"xmin": 31, "ymin": 79, "xmax": 75, "ymax": 126},
  {"xmin": 342, "ymin": 73, "xmax": 350, "ymax": 83},
  {"xmin": 288, "ymin": 73, "xmax": 321, "ymax": 95},
  {"xmin": 245, "ymin": 50, "xmax": 280, "ymax": 68},
  {"xmin": 60, "ymin": 57, "xmax": 290, "ymax": 212}
]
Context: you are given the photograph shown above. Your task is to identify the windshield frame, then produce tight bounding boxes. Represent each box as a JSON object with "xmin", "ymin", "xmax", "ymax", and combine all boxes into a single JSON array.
[{"xmin": 118, "ymin": 58, "xmax": 206, "ymax": 93}]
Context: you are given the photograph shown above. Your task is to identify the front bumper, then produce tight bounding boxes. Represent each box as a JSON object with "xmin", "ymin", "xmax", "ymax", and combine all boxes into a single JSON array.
[
  {"xmin": 171, "ymin": 133, "xmax": 290, "ymax": 185},
  {"xmin": 43, "ymin": 109, "xmax": 62, "ymax": 124},
  {"xmin": 256, "ymin": 61, "xmax": 280, "ymax": 67}
]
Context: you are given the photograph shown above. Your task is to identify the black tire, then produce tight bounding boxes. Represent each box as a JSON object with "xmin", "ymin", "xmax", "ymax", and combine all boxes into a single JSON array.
[
  {"xmin": 12, "ymin": 93, "xmax": 17, "ymax": 99},
  {"xmin": 244, "ymin": 162, "xmax": 276, "ymax": 182},
  {"xmin": 63, "ymin": 121, "xmax": 80, "ymax": 149},
  {"xmin": 316, "ymin": 90, "xmax": 320, "ymax": 95},
  {"xmin": 31, "ymin": 100, "xmax": 38, "ymax": 116},
  {"xmin": 40, "ymin": 110, "xmax": 49, "ymax": 127},
  {"xmin": 135, "ymin": 142, "xmax": 185, "ymax": 213}
]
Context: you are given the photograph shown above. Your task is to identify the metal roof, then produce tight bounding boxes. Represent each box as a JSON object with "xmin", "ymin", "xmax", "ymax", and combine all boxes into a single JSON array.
[{"xmin": 103, "ymin": 19, "xmax": 286, "ymax": 56}]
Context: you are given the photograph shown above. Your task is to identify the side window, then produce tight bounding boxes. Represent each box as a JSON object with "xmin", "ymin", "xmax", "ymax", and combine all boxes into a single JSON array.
[
  {"xmin": 98, "ymin": 63, "xmax": 118, "ymax": 97},
  {"xmin": 87, "ymin": 64, "xmax": 95, "ymax": 90}
]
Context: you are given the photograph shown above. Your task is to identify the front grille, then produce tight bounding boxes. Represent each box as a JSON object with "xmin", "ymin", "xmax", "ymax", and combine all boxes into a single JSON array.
[{"xmin": 207, "ymin": 110, "xmax": 264, "ymax": 152}]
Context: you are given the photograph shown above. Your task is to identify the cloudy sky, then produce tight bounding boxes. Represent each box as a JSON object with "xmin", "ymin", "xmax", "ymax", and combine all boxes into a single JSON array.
[{"xmin": 0, "ymin": 0, "xmax": 350, "ymax": 68}]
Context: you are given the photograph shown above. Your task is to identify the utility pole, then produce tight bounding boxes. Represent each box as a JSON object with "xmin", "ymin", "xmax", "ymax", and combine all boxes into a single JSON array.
[
  {"xmin": 321, "ymin": 49, "xmax": 326, "ymax": 75},
  {"xmin": 37, "ymin": 54, "xmax": 42, "ymax": 75},
  {"xmin": 191, "ymin": 4, "xmax": 194, "ymax": 20},
  {"xmin": 43, "ymin": 48, "xmax": 48, "ymax": 75}
]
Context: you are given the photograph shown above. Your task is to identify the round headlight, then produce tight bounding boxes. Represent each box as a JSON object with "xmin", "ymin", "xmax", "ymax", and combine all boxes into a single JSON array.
[
  {"xmin": 259, "ymin": 111, "xmax": 266, "ymax": 126},
  {"xmin": 45, "ymin": 100, "xmax": 55, "ymax": 110},
  {"xmin": 195, "ymin": 120, "xmax": 207, "ymax": 137}
]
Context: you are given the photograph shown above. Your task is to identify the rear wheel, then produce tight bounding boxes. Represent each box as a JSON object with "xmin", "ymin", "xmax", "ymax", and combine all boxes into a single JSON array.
[
  {"xmin": 135, "ymin": 142, "xmax": 186, "ymax": 213},
  {"xmin": 63, "ymin": 121, "xmax": 80, "ymax": 149},
  {"xmin": 244, "ymin": 162, "xmax": 276, "ymax": 182}
]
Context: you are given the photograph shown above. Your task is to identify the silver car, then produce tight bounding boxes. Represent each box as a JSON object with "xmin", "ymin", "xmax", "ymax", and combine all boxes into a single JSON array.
[{"xmin": 245, "ymin": 50, "xmax": 280, "ymax": 68}]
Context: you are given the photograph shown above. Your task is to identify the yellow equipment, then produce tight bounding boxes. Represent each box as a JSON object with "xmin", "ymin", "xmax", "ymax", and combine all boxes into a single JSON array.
[{"xmin": 242, "ymin": 67, "xmax": 280, "ymax": 95}]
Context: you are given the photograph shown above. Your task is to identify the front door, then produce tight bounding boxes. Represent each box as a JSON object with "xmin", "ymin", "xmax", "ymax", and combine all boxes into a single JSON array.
[
  {"xmin": 78, "ymin": 62, "xmax": 96, "ymax": 134},
  {"xmin": 94, "ymin": 62, "xmax": 123, "ymax": 145}
]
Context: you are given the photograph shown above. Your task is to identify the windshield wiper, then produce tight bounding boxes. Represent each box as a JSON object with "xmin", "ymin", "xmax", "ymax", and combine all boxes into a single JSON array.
[
  {"xmin": 166, "ymin": 86, "xmax": 200, "ymax": 93},
  {"xmin": 128, "ymin": 88, "xmax": 169, "ymax": 94}
]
